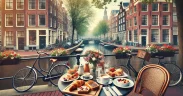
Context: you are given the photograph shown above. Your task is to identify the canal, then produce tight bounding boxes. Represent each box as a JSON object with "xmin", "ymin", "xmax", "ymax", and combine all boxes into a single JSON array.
[{"xmin": 0, "ymin": 41, "xmax": 179, "ymax": 90}]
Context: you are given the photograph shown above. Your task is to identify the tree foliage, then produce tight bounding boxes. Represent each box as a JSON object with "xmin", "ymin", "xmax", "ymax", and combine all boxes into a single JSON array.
[
  {"xmin": 64, "ymin": 0, "xmax": 93, "ymax": 44},
  {"xmin": 93, "ymin": 20, "xmax": 109, "ymax": 36}
]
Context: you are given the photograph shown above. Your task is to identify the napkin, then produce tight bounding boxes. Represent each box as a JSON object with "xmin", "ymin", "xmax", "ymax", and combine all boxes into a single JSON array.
[
  {"xmin": 108, "ymin": 87, "xmax": 117, "ymax": 96},
  {"xmin": 111, "ymin": 86, "xmax": 123, "ymax": 96},
  {"xmin": 103, "ymin": 87, "xmax": 112, "ymax": 96}
]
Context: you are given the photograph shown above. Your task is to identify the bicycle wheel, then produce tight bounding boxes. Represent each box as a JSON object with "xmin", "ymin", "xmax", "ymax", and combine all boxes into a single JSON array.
[
  {"xmin": 162, "ymin": 63, "xmax": 182, "ymax": 86},
  {"xmin": 49, "ymin": 64, "xmax": 70, "ymax": 86},
  {"xmin": 12, "ymin": 67, "xmax": 37, "ymax": 92}
]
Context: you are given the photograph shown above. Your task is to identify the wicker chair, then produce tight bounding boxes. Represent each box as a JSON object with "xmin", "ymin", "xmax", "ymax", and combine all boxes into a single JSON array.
[{"xmin": 128, "ymin": 64, "xmax": 170, "ymax": 96}]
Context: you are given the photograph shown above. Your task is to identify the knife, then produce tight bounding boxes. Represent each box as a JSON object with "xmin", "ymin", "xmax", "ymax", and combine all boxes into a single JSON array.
[
  {"xmin": 111, "ymin": 86, "xmax": 123, "ymax": 96},
  {"xmin": 108, "ymin": 87, "xmax": 117, "ymax": 96},
  {"xmin": 103, "ymin": 87, "xmax": 112, "ymax": 96}
]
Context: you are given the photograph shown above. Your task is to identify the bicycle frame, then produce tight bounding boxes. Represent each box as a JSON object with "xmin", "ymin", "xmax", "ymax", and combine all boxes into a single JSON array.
[{"xmin": 126, "ymin": 55, "xmax": 146, "ymax": 77}]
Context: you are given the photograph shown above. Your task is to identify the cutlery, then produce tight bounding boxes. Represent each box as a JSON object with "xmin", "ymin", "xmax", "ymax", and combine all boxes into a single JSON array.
[
  {"xmin": 108, "ymin": 87, "xmax": 117, "ymax": 96},
  {"xmin": 111, "ymin": 86, "xmax": 123, "ymax": 96},
  {"xmin": 103, "ymin": 87, "xmax": 112, "ymax": 96}
]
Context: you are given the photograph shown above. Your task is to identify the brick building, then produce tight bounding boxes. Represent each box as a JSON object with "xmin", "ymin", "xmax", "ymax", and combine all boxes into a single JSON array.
[
  {"xmin": 126, "ymin": 0, "xmax": 173, "ymax": 46},
  {"xmin": 1, "ymin": 0, "xmax": 69, "ymax": 50}
]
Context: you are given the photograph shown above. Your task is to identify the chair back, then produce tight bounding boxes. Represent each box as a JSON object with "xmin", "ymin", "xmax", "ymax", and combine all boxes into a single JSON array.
[{"xmin": 133, "ymin": 64, "xmax": 170, "ymax": 96}]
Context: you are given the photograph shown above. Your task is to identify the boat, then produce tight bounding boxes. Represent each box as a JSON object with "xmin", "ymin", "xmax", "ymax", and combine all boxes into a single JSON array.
[{"xmin": 75, "ymin": 48, "xmax": 83, "ymax": 53}]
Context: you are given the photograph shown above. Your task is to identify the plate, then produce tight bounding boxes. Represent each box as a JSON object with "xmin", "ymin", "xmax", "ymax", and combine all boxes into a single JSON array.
[
  {"xmin": 106, "ymin": 72, "xmax": 129, "ymax": 78},
  {"xmin": 96, "ymin": 78, "xmax": 113, "ymax": 85},
  {"xmin": 80, "ymin": 75, "xmax": 93, "ymax": 80},
  {"xmin": 113, "ymin": 78, "xmax": 134, "ymax": 88},
  {"xmin": 60, "ymin": 74, "xmax": 80, "ymax": 82}
]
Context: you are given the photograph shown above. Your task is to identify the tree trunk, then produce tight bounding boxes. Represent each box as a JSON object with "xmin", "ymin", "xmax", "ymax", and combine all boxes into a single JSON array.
[
  {"xmin": 175, "ymin": 0, "xmax": 183, "ymax": 70},
  {"xmin": 71, "ymin": 27, "xmax": 75, "ymax": 45}
]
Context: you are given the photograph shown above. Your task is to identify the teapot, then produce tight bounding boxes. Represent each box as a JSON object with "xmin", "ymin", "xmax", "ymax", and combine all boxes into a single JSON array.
[{"xmin": 78, "ymin": 64, "xmax": 84, "ymax": 75}]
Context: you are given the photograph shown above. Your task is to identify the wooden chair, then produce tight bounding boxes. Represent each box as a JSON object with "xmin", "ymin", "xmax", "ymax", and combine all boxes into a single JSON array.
[{"xmin": 128, "ymin": 64, "xmax": 170, "ymax": 96}]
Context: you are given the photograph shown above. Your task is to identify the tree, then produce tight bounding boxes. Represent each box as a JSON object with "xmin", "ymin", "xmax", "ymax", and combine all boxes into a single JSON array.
[
  {"xmin": 93, "ymin": 20, "xmax": 109, "ymax": 38},
  {"xmin": 64, "ymin": 0, "xmax": 93, "ymax": 45},
  {"xmin": 92, "ymin": 0, "xmax": 183, "ymax": 70}
]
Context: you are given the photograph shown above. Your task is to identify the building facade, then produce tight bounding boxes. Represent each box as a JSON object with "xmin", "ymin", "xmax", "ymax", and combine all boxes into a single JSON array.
[
  {"xmin": 0, "ymin": 0, "xmax": 2, "ymax": 45},
  {"xmin": 118, "ymin": 2, "xmax": 129, "ymax": 45},
  {"xmin": 109, "ymin": 10, "xmax": 119, "ymax": 41},
  {"xmin": 172, "ymin": 2, "xmax": 178, "ymax": 45},
  {"xmin": 1, "ymin": 0, "xmax": 69, "ymax": 50},
  {"xmin": 126, "ymin": 0, "xmax": 173, "ymax": 46}
]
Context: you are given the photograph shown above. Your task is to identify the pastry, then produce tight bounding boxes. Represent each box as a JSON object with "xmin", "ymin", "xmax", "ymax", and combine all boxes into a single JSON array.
[
  {"xmin": 69, "ymin": 80, "xmax": 85, "ymax": 91},
  {"xmin": 85, "ymin": 80, "xmax": 99, "ymax": 91},
  {"xmin": 67, "ymin": 69, "xmax": 77, "ymax": 75},
  {"xmin": 77, "ymin": 86, "xmax": 90, "ymax": 94}
]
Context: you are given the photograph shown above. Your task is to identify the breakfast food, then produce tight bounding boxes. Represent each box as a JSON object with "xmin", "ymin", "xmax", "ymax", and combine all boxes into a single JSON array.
[
  {"xmin": 77, "ymin": 86, "xmax": 90, "ymax": 94},
  {"xmin": 85, "ymin": 80, "xmax": 99, "ymax": 91},
  {"xmin": 67, "ymin": 69, "xmax": 77, "ymax": 75},
  {"xmin": 117, "ymin": 78, "xmax": 130, "ymax": 87},
  {"xmin": 69, "ymin": 80, "xmax": 85, "ymax": 91},
  {"xmin": 107, "ymin": 67, "xmax": 124, "ymax": 77},
  {"xmin": 62, "ymin": 72, "xmax": 79, "ymax": 81}
]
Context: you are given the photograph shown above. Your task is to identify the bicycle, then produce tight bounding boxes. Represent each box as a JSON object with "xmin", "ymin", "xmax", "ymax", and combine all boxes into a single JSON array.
[
  {"xmin": 120, "ymin": 50, "xmax": 182, "ymax": 86},
  {"xmin": 12, "ymin": 51, "xmax": 70, "ymax": 92}
]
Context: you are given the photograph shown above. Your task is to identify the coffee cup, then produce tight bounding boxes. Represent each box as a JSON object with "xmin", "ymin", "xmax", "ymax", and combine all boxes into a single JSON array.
[
  {"xmin": 98, "ymin": 75, "xmax": 110, "ymax": 84},
  {"xmin": 83, "ymin": 72, "xmax": 90, "ymax": 79}
]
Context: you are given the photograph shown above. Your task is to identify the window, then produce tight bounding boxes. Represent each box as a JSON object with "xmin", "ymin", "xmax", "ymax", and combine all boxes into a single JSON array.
[
  {"xmin": 17, "ymin": 31, "xmax": 24, "ymax": 37},
  {"xmin": 134, "ymin": 30, "xmax": 138, "ymax": 42},
  {"xmin": 162, "ymin": 29, "xmax": 169, "ymax": 42},
  {"xmin": 123, "ymin": 24, "xmax": 125, "ymax": 31},
  {"xmin": 163, "ymin": 15, "xmax": 169, "ymax": 25},
  {"xmin": 141, "ymin": 29, "xmax": 147, "ymax": 35},
  {"xmin": 6, "ymin": 31, "xmax": 13, "ymax": 46},
  {"xmin": 152, "ymin": 3, "xmax": 158, "ymax": 11},
  {"xmin": 29, "ymin": 15, "xmax": 35, "ymax": 26},
  {"xmin": 17, "ymin": 0, "xmax": 24, "ymax": 9},
  {"xmin": 6, "ymin": 0, "xmax": 13, "ymax": 9},
  {"xmin": 17, "ymin": 14, "xmax": 24, "ymax": 26},
  {"xmin": 163, "ymin": 4, "xmax": 168, "ymax": 11},
  {"xmin": 6, "ymin": 14, "xmax": 13, "ymax": 26},
  {"xmin": 54, "ymin": 20, "xmax": 56, "ymax": 28},
  {"xmin": 151, "ymin": 29, "xmax": 159, "ymax": 42},
  {"xmin": 141, "ymin": 3, "xmax": 147, "ymax": 11},
  {"xmin": 129, "ymin": 31, "xmax": 132, "ymax": 41},
  {"xmin": 173, "ymin": 15, "xmax": 177, "ymax": 22},
  {"xmin": 50, "ymin": 6, "xmax": 52, "ymax": 13},
  {"xmin": 152, "ymin": 15, "xmax": 158, "ymax": 25},
  {"xmin": 50, "ymin": 18, "xmax": 52, "ymax": 27},
  {"xmin": 134, "ymin": 6, "xmax": 136, "ymax": 12},
  {"xmin": 39, "ymin": 15, "xmax": 46, "ymax": 26},
  {"xmin": 142, "ymin": 15, "xmax": 147, "ymax": 25},
  {"xmin": 134, "ymin": 17, "xmax": 137, "ymax": 25},
  {"xmin": 39, "ymin": 0, "xmax": 46, "ymax": 9},
  {"xmin": 39, "ymin": 30, "xmax": 46, "ymax": 35},
  {"xmin": 29, "ymin": 30, "xmax": 36, "ymax": 45},
  {"xmin": 29, "ymin": 0, "xmax": 35, "ymax": 9}
]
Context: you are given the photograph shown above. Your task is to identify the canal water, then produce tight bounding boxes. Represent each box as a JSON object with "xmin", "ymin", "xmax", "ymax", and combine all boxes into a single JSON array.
[{"xmin": 0, "ymin": 41, "xmax": 179, "ymax": 90}]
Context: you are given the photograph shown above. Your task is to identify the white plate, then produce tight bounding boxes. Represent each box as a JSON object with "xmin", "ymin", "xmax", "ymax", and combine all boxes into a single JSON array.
[
  {"xmin": 60, "ymin": 74, "xmax": 79, "ymax": 82},
  {"xmin": 96, "ymin": 78, "xmax": 113, "ymax": 85},
  {"xmin": 113, "ymin": 78, "xmax": 134, "ymax": 88},
  {"xmin": 80, "ymin": 75, "xmax": 93, "ymax": 80},
  {"xmin": 107, "ymin": 72, "xmax": 129, "ymax": 78}
]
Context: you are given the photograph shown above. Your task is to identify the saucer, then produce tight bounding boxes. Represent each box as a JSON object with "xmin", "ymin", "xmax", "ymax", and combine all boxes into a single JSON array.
[
  {"xmin": 80, "ymin": 75, "xmax": 93, "ymax": 80},
  {"xmin": 96, "ymin": 78, "xmax": 113, "ymax": 85},
  {"xmin": 113, "ymin": 78, "xmax": 134, "ymax": 88}
]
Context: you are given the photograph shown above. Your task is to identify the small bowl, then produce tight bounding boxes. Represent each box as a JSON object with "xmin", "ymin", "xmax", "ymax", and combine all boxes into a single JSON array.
[{"xmin": 117, "ymin": 78, "xmax": 130, "ymax": 87}]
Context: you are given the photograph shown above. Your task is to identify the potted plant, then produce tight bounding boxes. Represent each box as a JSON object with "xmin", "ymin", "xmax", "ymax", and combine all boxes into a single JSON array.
[
  {"xmin": 0, "ymin": 50, "xmax": 21, "ymax": 65},
  {"xmin": 146, "ymin": 44, "xmax": 160, "ymax": 58},
  {"xmin": 158, "ymin": 44, "xmax": 175, "ymax": 57},
  {"xmin": 112, "ymin": 47, "xmax": 131, "ymax": 59},
  {"xmin": 50, "ymin": 48, "xmax": 69, "ymax": 61}
]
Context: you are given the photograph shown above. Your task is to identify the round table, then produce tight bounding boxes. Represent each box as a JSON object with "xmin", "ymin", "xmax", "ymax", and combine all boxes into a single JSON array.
[{"xmin": 58, "ymin": 76, "xmax": 133, "ymax": 96}]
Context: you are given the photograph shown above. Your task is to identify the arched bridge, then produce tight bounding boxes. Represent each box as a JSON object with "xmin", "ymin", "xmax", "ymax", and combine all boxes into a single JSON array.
[{"xmin": 82, "ymin": 38, "xmax": 101, "ymax": 44}]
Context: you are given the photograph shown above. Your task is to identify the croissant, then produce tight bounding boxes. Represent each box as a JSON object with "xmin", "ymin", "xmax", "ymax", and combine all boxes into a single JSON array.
[{"xmin": 69, "ymin": 80, "xmax": 85, "ymax": 91}]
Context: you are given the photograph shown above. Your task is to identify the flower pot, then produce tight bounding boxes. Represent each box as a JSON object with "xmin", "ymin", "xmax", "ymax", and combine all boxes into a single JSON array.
[
  {"xmin": 52, "ymin": 56, "xmax": 69, "ymax": 61},
  {"xmin": 0, "ymin": 58, "xmax": 20, "ymax": 66},
  {"xmin": 115, "ymin": 53, "xmax": 128, "ymax": 59},
  {"xmin": 158, "ymin": 51, "xmax": 175, "ymax": 57}
]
